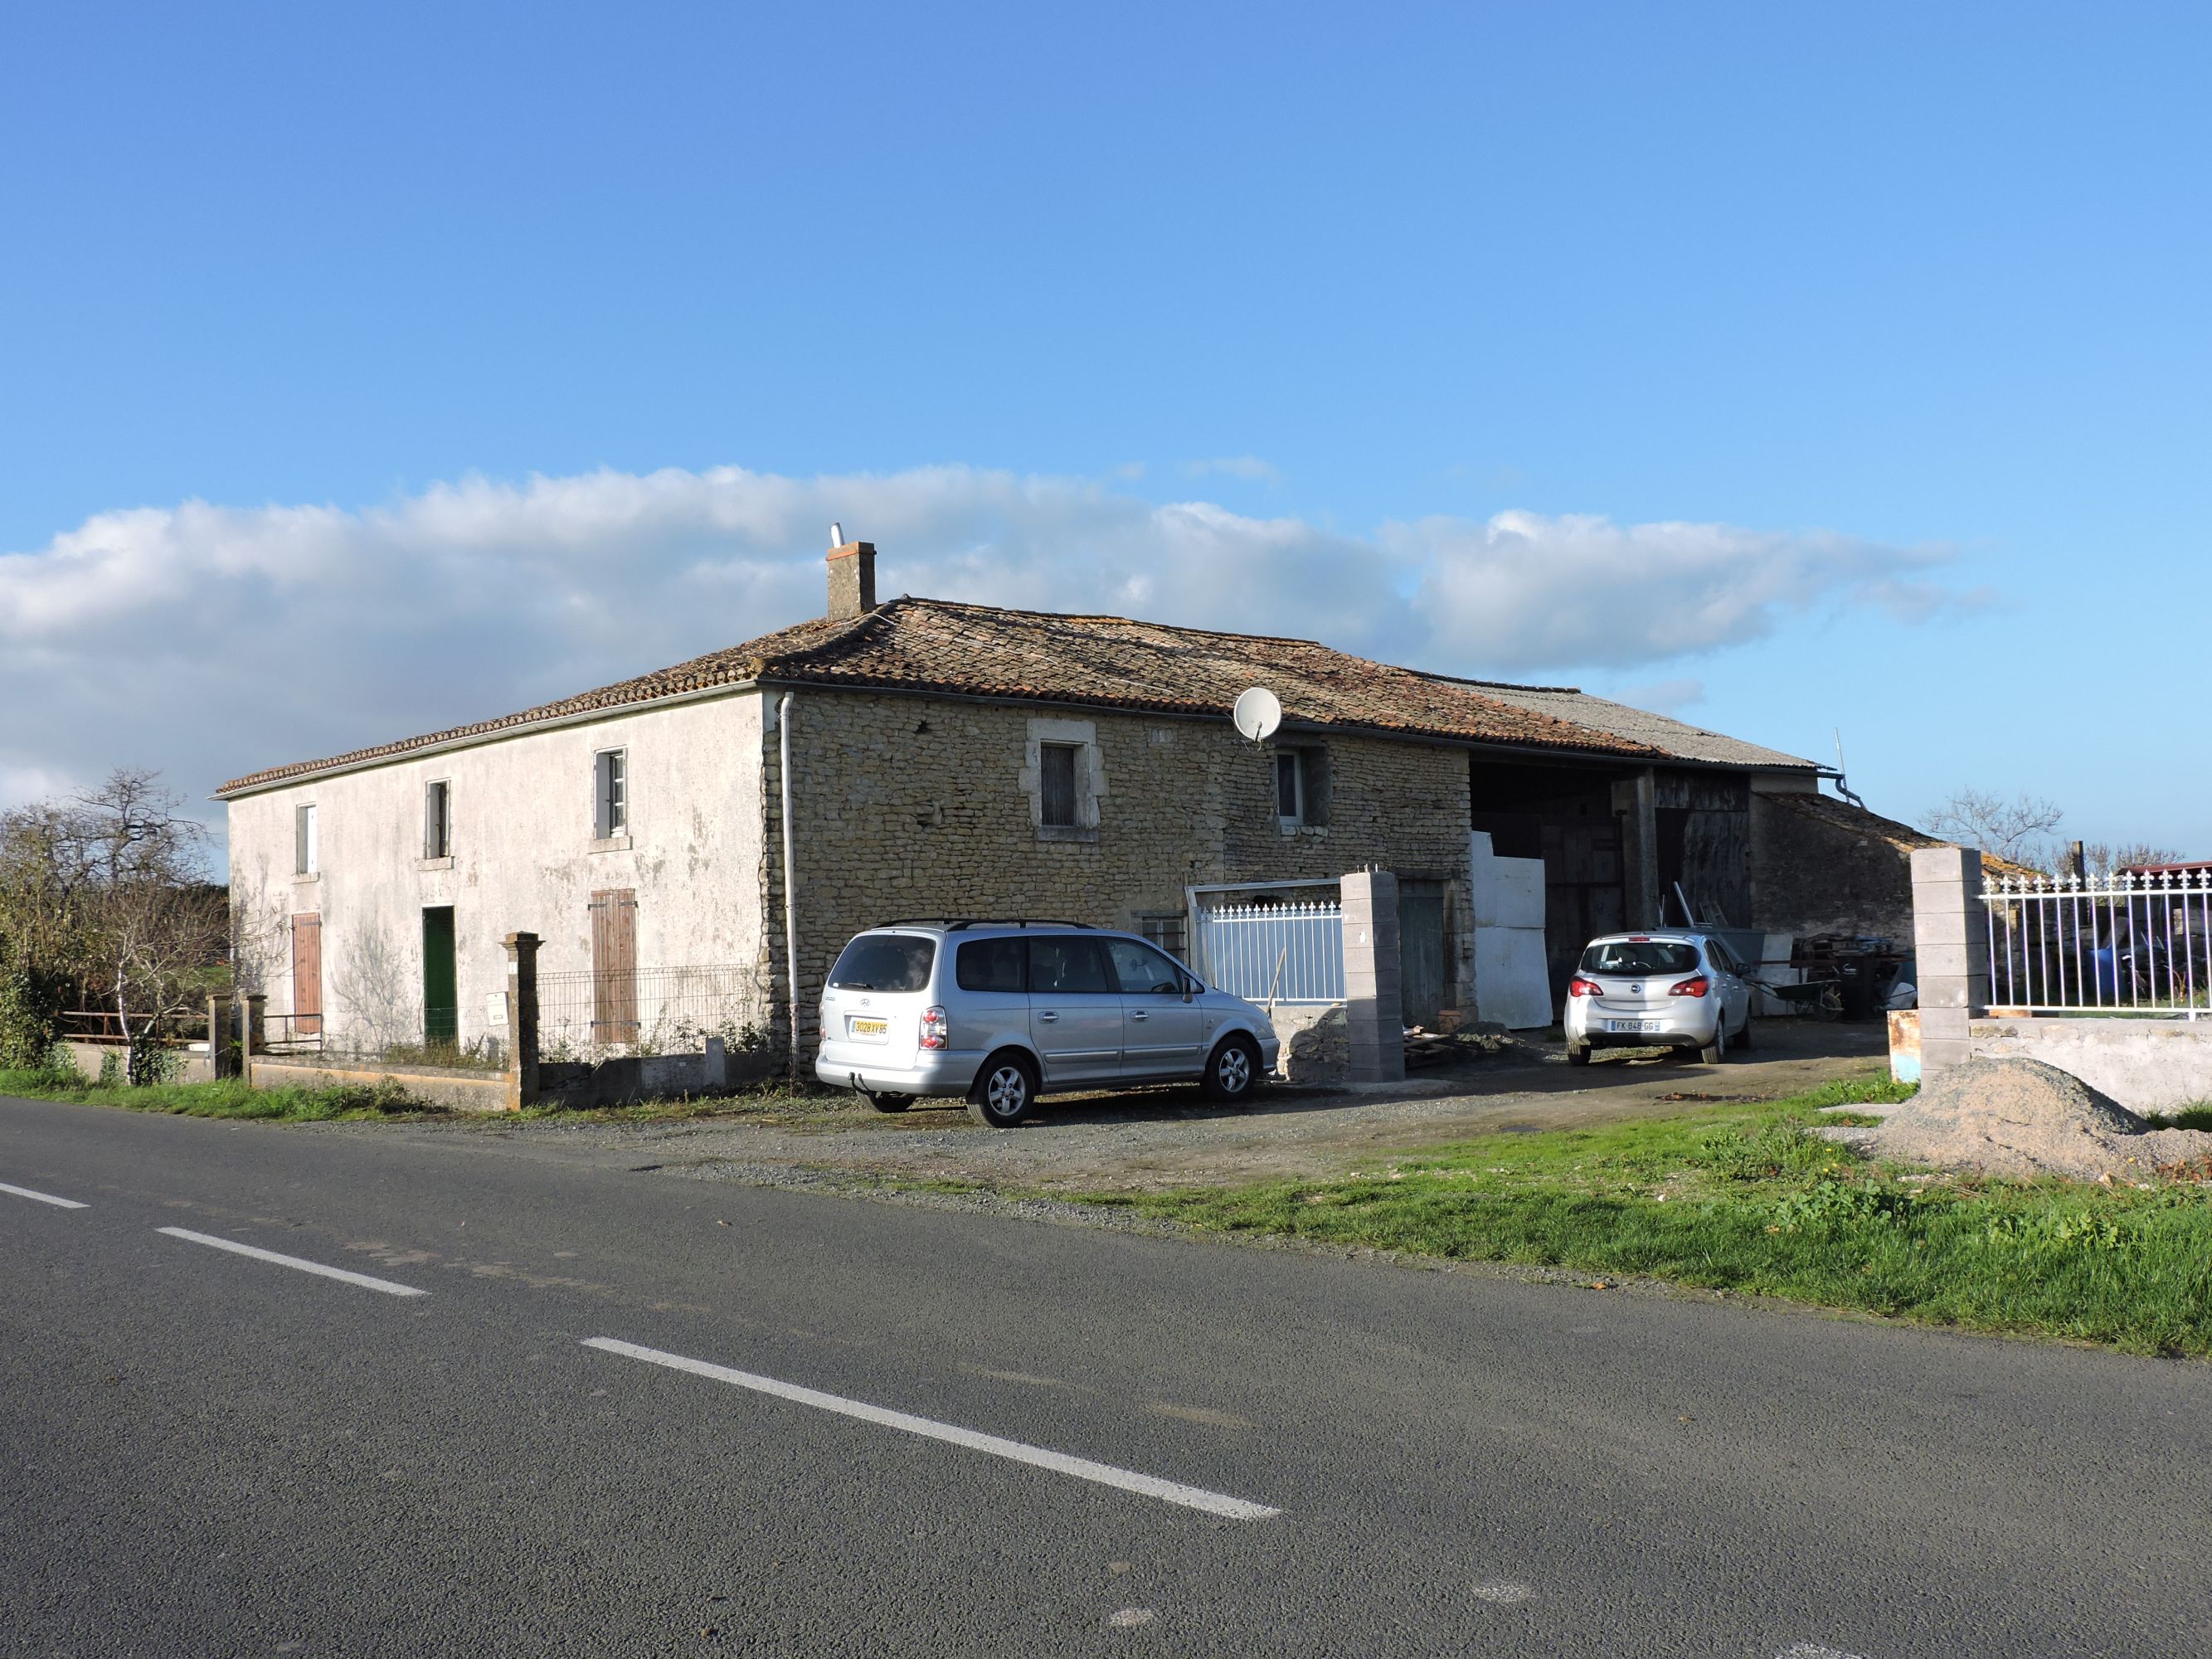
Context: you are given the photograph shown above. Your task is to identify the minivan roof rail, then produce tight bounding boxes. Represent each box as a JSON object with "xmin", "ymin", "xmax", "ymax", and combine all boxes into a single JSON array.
[{"xmin": 876, "ymin": 917, "xmax": 1094, "ymax": 932}]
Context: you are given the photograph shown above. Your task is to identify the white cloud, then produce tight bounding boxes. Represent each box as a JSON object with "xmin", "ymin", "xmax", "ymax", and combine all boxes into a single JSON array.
[
  {"xmin": 0, "ymin": 465, "xmax": 1967, "ymax": 825},
  {"xmin": 1396, "ymin": 510, "xmax": 1973, "ymax": 670},
  {"xmin": 1612, "ymin": 677, "xmax": 1706, "ymax": 715}
]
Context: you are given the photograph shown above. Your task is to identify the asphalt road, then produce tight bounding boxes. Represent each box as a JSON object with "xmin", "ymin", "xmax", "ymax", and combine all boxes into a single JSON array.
[{"xmin": 4, "ymin": 1097, "xmax": 2208, "ymax": 1657}]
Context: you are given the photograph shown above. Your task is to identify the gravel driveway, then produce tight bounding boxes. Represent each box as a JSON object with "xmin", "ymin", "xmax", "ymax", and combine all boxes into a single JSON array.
[{"xmin": 372, "ymin": 1020, "xmax": 1889, "ymax": 1193}]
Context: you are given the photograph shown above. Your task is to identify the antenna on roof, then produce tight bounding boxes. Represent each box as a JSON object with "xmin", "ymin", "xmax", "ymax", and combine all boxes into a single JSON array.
[
  {"xmin": 1232, "ymin": 686, "xmax": 1283, "ymax": 743},
  {"xmin": 829, "ymin": 522, "xmax": 844, "ymax": 548},
  {"xmin": 1832, "ymin": 727, "xmax": 1869, "ymax": 810}
]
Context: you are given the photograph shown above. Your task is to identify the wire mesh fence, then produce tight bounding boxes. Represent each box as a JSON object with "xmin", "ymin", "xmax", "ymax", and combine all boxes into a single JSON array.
[
  {"xmin": 536, "ymin": 963, "xmax": 771, "ymax": 1060},
  {"xmin": 1983, "ymin": 869, "xmax": 2212, "ymax": 1015},
  {"xmin": 1194, "ymin": 900, "xmax": 1344, "ymax": 1004}
]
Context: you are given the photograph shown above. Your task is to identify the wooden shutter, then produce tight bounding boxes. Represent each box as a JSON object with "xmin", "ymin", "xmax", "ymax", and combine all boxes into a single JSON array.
[
  {"xmin": 291, "ymin": 912, "xmax": 323, "ymax": 1037},
  {"xmin": 589, "ymin": 889, "xmax": 639, "ymax": 1044}
]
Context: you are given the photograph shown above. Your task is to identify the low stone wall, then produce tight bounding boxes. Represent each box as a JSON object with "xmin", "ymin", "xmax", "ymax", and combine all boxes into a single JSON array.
[
  {"xmin": 1970, "ymin": 1017, "xmax": 2212, "ymax": 1113},
  {"xmin": 540, "ymin": 1044, "xmax": 779, "ymax": 1108},
  {"xmin": 248, "ymin": 1056, "xmax": 511, "ymax": 1113},
  {"xmin": 59, "ymin": 1040, "xmax": 215, "ymax": 1085},
  {"xmin": 1270, "ymin": 1002, "xmax": 1349, "ymax": 1083}
]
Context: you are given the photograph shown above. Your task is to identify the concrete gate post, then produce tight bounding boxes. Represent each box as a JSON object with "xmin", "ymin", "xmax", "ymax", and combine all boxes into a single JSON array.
[
  {"xmin": 207, "ymin": 995, "xmax": 238, "ymax": 1080},
  {"xmin": 242, "ymin": 995, "xmax": 265, "ymax": 1086},
  {"xmin": 503, "ymin": 932, "xmax": 542, "ymax": 1112},
  {"xmin": 1342, "ymin": 869, "xmax": 1406, "ymax": 1083},
  {"xmin": 1910, "ymin": 846, "xmax": 1989, "ymax": 1079}
]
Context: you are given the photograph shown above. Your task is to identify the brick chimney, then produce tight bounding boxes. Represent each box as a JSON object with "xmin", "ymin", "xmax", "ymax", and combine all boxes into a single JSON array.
[{"xmin": 827, "ymin": 538, "xmax": 878, "ymax": 620}]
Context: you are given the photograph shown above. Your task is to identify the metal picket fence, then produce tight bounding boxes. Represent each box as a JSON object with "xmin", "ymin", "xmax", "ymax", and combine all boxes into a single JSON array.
[
  {"xmin": 1194, "ymin": 899, "xmax": 1344, "ymax": 1004},
  {"xmin": 1982, "ymin": 869, "xmax": 2212, "ymax": 1015}
]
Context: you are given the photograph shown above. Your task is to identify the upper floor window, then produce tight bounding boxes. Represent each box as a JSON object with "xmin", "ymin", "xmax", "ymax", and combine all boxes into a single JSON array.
[
  {"xmin": 424, "ymin": 780, "xmax": 452, "ymax": 859},
  {"xmin": 294, "ymin": 803, "xmax": 318, "ymax": 876},
  {"xmin": 594, "ymin": 749, "xmax": 628, "ymax": 839},
  {"xmin": 1039, "ymin": 742, "xmax": 1080, "ymax": 829},
  {"xmin": 1275, "ymin": 746, "xmax": 1330, "ymax": 829}
]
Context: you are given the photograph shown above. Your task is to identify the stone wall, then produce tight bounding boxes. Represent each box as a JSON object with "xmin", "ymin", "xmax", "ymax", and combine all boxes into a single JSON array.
[
  {"xmin": 766, "ymin": 691, "xmax": 1475, "ymax": 1055},
  {"xmin": 1748, "ymin": 784, "xmax": 1918, "ymax": 942}
]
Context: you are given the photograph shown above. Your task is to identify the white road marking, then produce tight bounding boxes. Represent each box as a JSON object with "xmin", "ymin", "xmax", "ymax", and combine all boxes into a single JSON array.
[
  {"xmin": 1106, "ymin": 1608, "xmax": 1155, "ymax": 1627},
  {"xmin": 156, "ymin": 1228, "xmax": 430, "ymax": 1297},
  {"xmin": 1778, "ymin": 1645, "xmax": 1869, "ymax": 1658},
  {"xmin": 0, "ymin": 1180, "xmax": 88, "ymax": 1209},
  {"xmin": 582, "ymin": 1336, "xmax": 1281, "ymax": 1520},
  {"xmin": 1469, "ymin": 1582, "xmax": 1535, "ymax": 1604}
]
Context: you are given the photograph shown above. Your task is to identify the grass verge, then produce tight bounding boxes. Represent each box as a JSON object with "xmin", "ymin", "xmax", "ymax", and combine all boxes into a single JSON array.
[
  {"xmin": 0, "ymin": 1067, "xmax": 440, "ymax": 1122},
  {"xmin": 1075, "ymin": 1077, "xmax": 2212, "ymax": 1356}
]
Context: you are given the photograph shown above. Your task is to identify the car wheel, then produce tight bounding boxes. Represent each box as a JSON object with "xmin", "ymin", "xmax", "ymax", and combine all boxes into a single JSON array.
[
  {"xmin": 1566, "ymin": 1043, "xmax": 1592, "ymax": 1067},
  {"xmin": 863, "ymin": 1091, "xmax": 914, "ymax": 1114},
  {"xmin": 1699, "ymin": 1020, "xmax": 1727, "ymax": 1065},
  {"xmin": 967, "ymin": 1051, "xmax": 1038, "ymax": 1128},
  {"xmin": 1734, "ymin": 1009, "xmax": 1753, "ymax": 1050},
  {"xmin": 1202, "ymin": 1034, "xmax": 1262, "ymax": 1103}
]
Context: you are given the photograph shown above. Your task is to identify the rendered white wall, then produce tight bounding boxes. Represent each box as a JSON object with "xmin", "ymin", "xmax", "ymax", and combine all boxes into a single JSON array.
[{"xmin": 226, "ymin": 690, "xmax": 769, "ymax": 1052}]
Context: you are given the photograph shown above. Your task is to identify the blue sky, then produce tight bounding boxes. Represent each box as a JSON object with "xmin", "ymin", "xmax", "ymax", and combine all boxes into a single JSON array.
[{"xmin": 2, "ymin": 2, "xmax": 2206, "ymax": 850}]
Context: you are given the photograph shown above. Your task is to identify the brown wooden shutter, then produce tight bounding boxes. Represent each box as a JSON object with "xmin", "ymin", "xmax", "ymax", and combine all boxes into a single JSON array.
[
  {"xmin": 291, "ymin": 913, "xmax": 323, "ymax": 1037},
  {"xmin": 589, "ymin": 889, "xmax": 639, "ymax": 1044}
]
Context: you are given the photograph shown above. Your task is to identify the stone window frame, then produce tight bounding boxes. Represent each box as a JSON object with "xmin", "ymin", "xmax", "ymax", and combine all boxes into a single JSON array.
[{"xmin": 1021, "ymin": 717, "xmax": 1106, "ymax": 844}]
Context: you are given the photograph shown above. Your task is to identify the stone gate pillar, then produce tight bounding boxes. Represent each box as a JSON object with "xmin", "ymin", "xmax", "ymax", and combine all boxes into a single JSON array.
[
  {"xmin": 1342, "ymin": 869, "xmax": 1405, "ymax": 1084},
  {"xmin": 1910, "ymin": 846, "xmax": 1989, "ymax": 1079},
  {"xmin": 503, "ymin": 932, "xmax": 541, "ymax": 1112}
]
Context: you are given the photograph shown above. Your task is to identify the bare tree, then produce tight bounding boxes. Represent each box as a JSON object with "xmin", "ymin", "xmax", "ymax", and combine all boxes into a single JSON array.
[
  {"xmin": 2083, "ymin": 841, "xmax": 2184, "ymax": 881},
  {"xmin": 0, "ymin": 771, "xmax": 225, "ymax": 1081},
  {"xmin": 1925, "ymin": 788, "xmax": 2065, "ymax": 871}
]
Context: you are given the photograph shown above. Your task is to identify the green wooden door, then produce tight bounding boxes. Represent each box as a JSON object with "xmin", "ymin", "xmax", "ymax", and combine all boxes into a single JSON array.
[{"xmin": 422, "ymin": 907, "xmax": 458, "ymax": 1045}]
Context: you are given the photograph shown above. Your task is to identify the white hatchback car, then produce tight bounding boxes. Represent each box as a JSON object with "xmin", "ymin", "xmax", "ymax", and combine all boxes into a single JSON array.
[{"xmin": 1563, "ymin": 932, "xmax": 1755, "ymax": 1066}]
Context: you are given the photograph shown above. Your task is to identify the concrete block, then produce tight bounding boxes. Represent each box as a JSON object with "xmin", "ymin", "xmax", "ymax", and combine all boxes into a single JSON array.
[
  {"xmin": 1918, "ymin": 941, "xmax": 1978, "ymax": 980},
  {"xmin": 1919, "ymin": 1038, "xmax": 1973, "ymax": 1074},
  {"xmin": 1909, "ymin": 883, "xmax": 1976, "ymax": 918},
  {"xmin": 1911, "ymin": 911, "xmax": 1981, "ymax": 946},
  {"xmin": 1910, "ymin": 845, "xmax": 1983, "ymax": 885},
  {"xmin": 1918, "ymin": 1005, "xmax": 1971, "ymax": 1043},
  {"xmin": 1918, "ymin": 976, "xmax": 1977, "ymax": 1010}
]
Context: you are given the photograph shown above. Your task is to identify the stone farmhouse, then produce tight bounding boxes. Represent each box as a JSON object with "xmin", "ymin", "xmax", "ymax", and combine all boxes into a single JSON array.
[{"xmin": 217, "ymin": 540, "xmax": 1927, "ymax": 1063}]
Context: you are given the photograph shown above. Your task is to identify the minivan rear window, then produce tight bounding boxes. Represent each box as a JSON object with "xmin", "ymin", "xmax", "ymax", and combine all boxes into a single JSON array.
[
  {"xmin": 1580, "ymin": 940, "xmax": 1700, "ymax": 975},
  {"xmin": 955, "ymin": 937, "xmax": 1027, "ymax": 993},
  {"xmin": 828, "ymin": 933, "xmax": 936, "ymax": 992}
]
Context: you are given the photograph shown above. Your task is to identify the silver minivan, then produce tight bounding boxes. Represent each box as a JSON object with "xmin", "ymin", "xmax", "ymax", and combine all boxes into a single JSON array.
[{"xmin": 814, "ymin": 920, "xmax": 1281, "ymax": 1126}]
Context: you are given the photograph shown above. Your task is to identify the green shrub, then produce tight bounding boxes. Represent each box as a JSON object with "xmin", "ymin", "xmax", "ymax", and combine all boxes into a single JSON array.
[{"xmin": 0, "ymin": 961, "xmax": 65, "ymax": 1068}]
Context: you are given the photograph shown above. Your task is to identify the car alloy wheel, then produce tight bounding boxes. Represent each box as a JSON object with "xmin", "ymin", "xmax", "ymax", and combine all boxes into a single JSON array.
[
  {"xmin": 969, "ymin": 1055, "xmax": 1038, "ymax": 1127},
  {"xmin": 1217, "ymin": 1045, "xmax": 1251, "ymax": 1094}
]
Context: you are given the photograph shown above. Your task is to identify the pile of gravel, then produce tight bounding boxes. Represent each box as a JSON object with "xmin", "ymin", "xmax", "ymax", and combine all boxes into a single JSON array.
[{"xmin": 1837, "ymin": 1058, "xmax": 2212, "ymax": 1182}]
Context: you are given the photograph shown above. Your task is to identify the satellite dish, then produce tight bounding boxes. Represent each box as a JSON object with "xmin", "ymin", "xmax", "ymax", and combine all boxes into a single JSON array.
[{"xmin": 1232, "ymin": 686, "xmax": 1283, "ymax": 743}]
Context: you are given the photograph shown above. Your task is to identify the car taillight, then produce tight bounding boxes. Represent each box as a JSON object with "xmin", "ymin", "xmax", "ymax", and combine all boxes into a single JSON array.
[
  {"xmin": 1568, "ymin": 977, "xmax": 1602, "ymax": 998},
  {"xmin": 1669, "ymin": 975, "xmax": 1709, "ymax": 998},
  {"xmin": 918, "ymin": 1006, "xmax": 948, "ymax": 1049}
]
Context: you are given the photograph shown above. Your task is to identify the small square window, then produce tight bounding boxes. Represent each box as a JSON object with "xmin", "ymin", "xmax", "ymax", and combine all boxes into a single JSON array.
[
  {"xmin": 1275, "ymin": 752, "xmax": 1303, "ymax": 824},
  {"xmin": 294, "ymin": 803, "xmax": 318, "ymax": 875},
  {"xmin": 594, "ymin": 749, "xmax": 628, "ymax": 839},
  {"xmin": 1039, "ymin": 743, "xmax": 1079, "ymax": 829}
]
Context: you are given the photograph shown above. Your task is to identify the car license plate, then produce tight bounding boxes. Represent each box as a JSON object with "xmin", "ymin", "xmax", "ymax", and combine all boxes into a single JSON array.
[
  {"xmin": 848, "ymin": 1016, "xmax": 889, "ymax": 1043},
  {"xmin": 1607, "ymin": 1019, "xmax": 1664, "ymax": 1034}
]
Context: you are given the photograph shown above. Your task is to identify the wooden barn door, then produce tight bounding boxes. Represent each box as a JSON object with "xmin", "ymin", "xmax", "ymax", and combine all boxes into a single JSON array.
[
  {"xmin": 589, "ymin": 890, "xmax": 639, "ymax": 1044},
  {"xmin": 290, "ymin": 913, "xmax": 323, "ymax": 1038}
]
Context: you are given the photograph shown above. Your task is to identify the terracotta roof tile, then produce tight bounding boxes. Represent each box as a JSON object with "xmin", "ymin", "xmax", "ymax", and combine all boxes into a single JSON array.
[{"xmin": 219, "ymin": 596, "xmax": 1672, "ymax": 795}]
